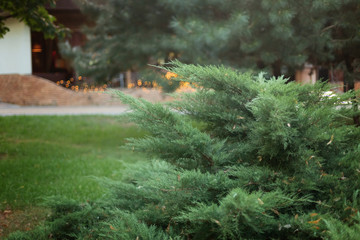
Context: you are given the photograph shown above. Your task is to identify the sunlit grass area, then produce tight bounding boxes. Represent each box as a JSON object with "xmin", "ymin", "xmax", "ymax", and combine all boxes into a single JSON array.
[{"xmin": 0, "ymin": 115, "xmax": 146, "ymax": 209}]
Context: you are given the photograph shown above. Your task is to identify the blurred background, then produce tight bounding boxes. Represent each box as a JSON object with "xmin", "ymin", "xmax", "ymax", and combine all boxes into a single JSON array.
[{"xmin": 0, "ymin": 0, "xmax": 359, "ymax": 106}]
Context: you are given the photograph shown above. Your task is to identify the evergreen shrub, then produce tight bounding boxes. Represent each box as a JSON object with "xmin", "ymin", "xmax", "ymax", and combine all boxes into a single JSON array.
[{"xmin": 8, "ymin": 62, "xmax": 360, "ymax": 239}]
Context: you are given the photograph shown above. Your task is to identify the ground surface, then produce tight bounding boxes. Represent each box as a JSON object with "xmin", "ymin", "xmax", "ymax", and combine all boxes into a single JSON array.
[
  {"xmin": 0, "ymin": 74, "xmax": 179, "ymax": 116},
  {"xmin": 0, "ymin": 104, "xmax": 129, "ymax": 116},
  {"xmin": 0, "ymin": 115, "xmax": 146, "ymax": 239},
  {"xmin": 0, "ymin": 75, "xmax": 179, "ymax": 238},
  {"xmin": 0, "ymin": 74, "xmax": 173, "ymax": 106}
]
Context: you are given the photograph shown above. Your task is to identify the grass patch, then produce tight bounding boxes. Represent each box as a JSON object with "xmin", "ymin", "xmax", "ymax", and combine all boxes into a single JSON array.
[
  {"xmin": 0, "ymin": 115, "xmax": 146, "ymax": 238},
  {"xmin": 0, "ymin": 115, "xmax": 146, "ymax": 209},
  {"xmin": 0, "ymin": 206, "xmax": 50, "ymax": 238}
]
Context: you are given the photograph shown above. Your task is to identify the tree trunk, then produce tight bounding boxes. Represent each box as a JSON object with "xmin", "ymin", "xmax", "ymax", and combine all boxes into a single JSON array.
[{"xmin": 272, "ymin": 60, "xmax": 282, "ymax": 77}]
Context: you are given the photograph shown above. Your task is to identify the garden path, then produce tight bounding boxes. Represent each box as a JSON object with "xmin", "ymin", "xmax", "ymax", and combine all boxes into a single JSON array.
[{"xmin": 0, "ymin": 103, "xmax": 129, "ymax": 116}]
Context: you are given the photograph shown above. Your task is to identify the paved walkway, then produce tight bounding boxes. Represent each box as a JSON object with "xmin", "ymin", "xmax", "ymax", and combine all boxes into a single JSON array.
[{"xmin": 0, "ymin": 103, "xmax": 129, "ymax": 116}]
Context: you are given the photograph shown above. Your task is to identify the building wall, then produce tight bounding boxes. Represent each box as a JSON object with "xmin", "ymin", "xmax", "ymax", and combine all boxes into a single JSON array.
[
  {"xmin": 0, "ymin": 18, "xmax": 32, "ymax": 74},
  {"xmin": 295, "ymin": 63, "xmax": 317, "ymax": 84}
]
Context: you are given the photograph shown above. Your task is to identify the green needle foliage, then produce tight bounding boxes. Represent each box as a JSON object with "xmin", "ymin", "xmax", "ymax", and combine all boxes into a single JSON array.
[
  {"xmin": 0, "ymin": 0, "xmax": 68, "ymax": 39},
  {"xmin": 66, "ymin": 0, "xmax": 360, "ymax": 84},
  {"xmin": 8, "ymin": 62, "xmax": 360, "ymax": 239}
]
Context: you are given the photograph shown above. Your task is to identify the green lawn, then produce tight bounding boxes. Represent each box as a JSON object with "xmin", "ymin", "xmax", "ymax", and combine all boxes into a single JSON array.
[
  {"xmin": 0, "ymin": 115, "xmax": 146, "ymax": 238},
  {"xmin": 0, "ymin": 115, "xmax": 146, "ymax": 209}
]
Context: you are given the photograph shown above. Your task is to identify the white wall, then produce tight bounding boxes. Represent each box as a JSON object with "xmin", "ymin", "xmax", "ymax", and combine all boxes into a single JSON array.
[{"xmin": 0, "ymin": 18, "xmax": 32, "ymax": 74}]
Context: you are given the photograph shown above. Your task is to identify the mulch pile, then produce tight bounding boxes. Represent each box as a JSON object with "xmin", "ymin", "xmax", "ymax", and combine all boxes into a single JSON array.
[{"xmin": 0, "ymin": 74, "xmax": 172, "ymax": 106}]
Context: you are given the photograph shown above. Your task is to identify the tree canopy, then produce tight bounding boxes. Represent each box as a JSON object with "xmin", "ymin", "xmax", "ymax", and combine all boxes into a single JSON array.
[
  {"xmin": 0, "ymin": 0, "xmax": 68, "ymax": 39},
  {"xmin": 69, "ymin": 0, "xmax": 360, "ymax": 83}
]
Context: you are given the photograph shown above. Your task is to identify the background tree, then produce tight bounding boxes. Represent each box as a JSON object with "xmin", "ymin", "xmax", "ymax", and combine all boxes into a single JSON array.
[
  {"xmin": 0, "ymin": 0, "xmax": 68, "ymax": 39},
  {"xmin": 69, "ymin": 0, "xmax": 359, "ymax": 83}
]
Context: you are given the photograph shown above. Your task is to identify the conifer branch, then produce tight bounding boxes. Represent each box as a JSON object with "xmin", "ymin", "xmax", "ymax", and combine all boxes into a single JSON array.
[{"xmin": 28, "ymin": 63, "xmax": 360, "ymax": 240}]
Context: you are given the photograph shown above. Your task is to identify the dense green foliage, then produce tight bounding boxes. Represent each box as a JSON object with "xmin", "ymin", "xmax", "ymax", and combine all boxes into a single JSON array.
[
  {"xmin": 0, "ymin": 115, "xmax": 145, "ymax": 209},
  {"xmin": 0, "ymin": 0, "xmax": 68, "ymax": 38},
  {"xmin": 68, "ymin": 0, "xmax": 360, "ymax": 83},
  {"xmin": 8, "ymin": 62, "xmax": 360, "ymax": 239}
]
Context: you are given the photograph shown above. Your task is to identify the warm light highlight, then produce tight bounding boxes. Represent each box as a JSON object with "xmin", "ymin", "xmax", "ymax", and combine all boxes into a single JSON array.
[{"xmin": 165, "ymin": 72, "xmax": 178, "ymax": 80}]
